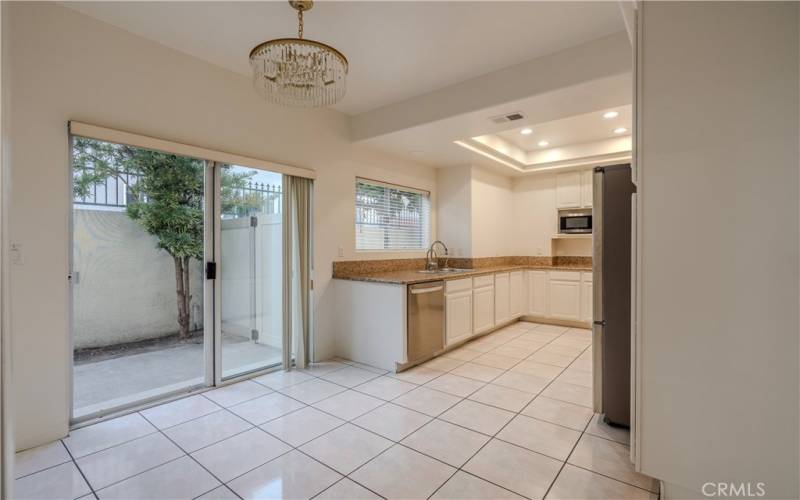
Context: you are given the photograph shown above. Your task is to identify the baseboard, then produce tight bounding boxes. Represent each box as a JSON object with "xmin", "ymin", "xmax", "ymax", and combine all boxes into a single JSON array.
[{"xmin": 520, "ymin": 315, "xmax": 591, "ymax": 329}]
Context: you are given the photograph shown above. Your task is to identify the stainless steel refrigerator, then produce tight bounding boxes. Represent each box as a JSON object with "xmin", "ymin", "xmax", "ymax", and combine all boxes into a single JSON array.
[{"xmin": 592, "ymin": 164, "xmax": 635, "ymax": 428}]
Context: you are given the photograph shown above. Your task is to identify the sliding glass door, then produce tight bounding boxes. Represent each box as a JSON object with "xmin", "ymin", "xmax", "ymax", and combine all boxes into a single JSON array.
[
  {"xmin": 217, "ymin": 164, "xmax": 284, "ymax": 380},
  {"xmin": 70, "ymin": 139, "xmax": 289, "ymax": 421},
  {"xmin": 70, "ymin": 137, "xmax": 210, "ymax": 420}
]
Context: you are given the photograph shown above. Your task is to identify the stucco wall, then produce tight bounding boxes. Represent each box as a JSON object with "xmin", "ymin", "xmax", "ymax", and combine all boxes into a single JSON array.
[{"xmin": 72, "ymin": 209, "xmax": 204, "ymax": 349}]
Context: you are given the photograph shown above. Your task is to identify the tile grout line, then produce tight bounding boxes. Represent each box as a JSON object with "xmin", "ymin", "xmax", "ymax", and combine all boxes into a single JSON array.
[
  {"xmin": 18, "ymin": 323, "xmax": 541, "ymax": 496},
  {"xmin": 266, "ymin": 326, "xmax": 550, "ymax": 499},
  {"xmin": 305, "ymin": 322, "xmax": 559, "ymax": 500},
  {"xmin": 426, "ymin": 323, "xmax": 579, "ymax": 500},
  {"xmin": 30, "ymin": 322, "xmax": 635, "ymax": 500},
  {"xmin": 228, "ymin": 322, "xmax": 565, "ymax": 500},
  {"xmin": 58, "ymin": 440, "xmax": 98, "ymax": 499},
  {"xmin": 136, "ymin": 410, "xmax": 246, "ymax": 500}
]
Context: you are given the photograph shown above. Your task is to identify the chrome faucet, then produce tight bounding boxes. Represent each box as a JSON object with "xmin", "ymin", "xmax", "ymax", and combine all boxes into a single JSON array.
[{"xmin": 426, "ymin": 240, "xmax": 449, "ymax": 271}]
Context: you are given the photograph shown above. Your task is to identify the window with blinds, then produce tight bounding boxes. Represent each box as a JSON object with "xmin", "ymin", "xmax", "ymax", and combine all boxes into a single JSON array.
[{"xmin": 355, "ymin": 178, "xmax": 431, "ymax": 251}]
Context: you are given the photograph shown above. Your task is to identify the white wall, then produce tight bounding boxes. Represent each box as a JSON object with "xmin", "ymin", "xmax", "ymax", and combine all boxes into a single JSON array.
[
  {"xmin": 637, "ymin": 3, "xmax": 799, "ymax": 499},
  {"xmin": 4, "ymin": 3, "xmax": 437, "ymax": 450},
  {"xmin": 511, "ymin": 173, "xmax": 558, "ymax": 257},
  {"xmin": 436, "ymin": 165, "xmax": 594, "ymax": 258},
  {"xmin": 436, "ymin": 166, "xmax": 471, "ymax": 257},
  {"xmin": 436, "ymin": 164, "xmax": 515, "ymax": 258},
  {"xmin": 471, "ymin": 167, "xmax": 514, "ymax": 258}
]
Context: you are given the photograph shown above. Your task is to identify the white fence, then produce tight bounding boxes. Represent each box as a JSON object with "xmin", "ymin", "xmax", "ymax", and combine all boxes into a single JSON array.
[{"xmin": 73, "ymin": 209, "xmax": 283, "ymax": 350}]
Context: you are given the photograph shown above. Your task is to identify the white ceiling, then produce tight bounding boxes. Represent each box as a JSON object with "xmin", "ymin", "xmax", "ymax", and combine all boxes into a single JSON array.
[
  {"xmin": 496, "ymin": 105, "xmax": 632, "ymax": 150},
  {"xmin": 360, "ymin": 71, "xmax": 632, "ymax": 173},
  {"xmin": 64, "ymin": 1, "xmax": 626, "ymax": 115}
]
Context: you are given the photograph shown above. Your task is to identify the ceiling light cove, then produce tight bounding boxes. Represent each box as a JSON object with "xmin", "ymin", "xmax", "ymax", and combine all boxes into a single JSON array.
[
  {"xmin": 613, "ymin": 127, "xmax": 628, "ymax": 134},
  {"xmin": 537, "ymin": 140, "xmax": 550, "ymax": 147},
  {"xmin": 520, "ymin": 128, "xmax": 533, "ymax": 135},
  {"xmin": 603, "ymin": 111, "xmax": 619, "ymax": 119}
]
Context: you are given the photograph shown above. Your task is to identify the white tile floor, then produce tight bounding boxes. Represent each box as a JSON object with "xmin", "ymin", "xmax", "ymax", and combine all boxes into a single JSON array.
[{"xmin": 14, "ymin": 321, "xmax": 659, "ymax": 500}]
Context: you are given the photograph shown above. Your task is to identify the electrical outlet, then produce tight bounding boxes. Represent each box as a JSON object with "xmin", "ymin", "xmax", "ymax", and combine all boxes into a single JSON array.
[{"xmin": 337, "ymin": 246, "xmax": 344, "ymax": 258}]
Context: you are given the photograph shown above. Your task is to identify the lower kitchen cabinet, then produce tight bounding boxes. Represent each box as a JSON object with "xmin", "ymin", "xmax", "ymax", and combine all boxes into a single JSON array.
[
  {"xmin": 494, "ymin": 272, "xmax": 510, "ymax": 324},
  {"xmin": 473, "ymin": 284, "xmax": 495, "ymax": 334},
  {"xmin": 527, "ymin": 269, "xmax": 591, "ymax": 326},
  {"xmin": 509, "ymin": 271, "xmax": 525, "ymax": 318},
  {"xmin": 528, "ymin": 271, "xmax": 548, "ymax": 316},
  {"xmin": 548, "ymin": 279, "xmax": 581, "ymax": 321},
  {"xmin": 445, "ymin": 290, "xmax": 473, "ymax": 346},
  {"xmin": 581, "ymin": 272, "xmax": 593, "ymax": 323}
]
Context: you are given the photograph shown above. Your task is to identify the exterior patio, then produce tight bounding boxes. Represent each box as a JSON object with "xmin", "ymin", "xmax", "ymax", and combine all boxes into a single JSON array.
[{"xmin": 73, "ymin": 333, "xmax": 282, "ymax": 419}]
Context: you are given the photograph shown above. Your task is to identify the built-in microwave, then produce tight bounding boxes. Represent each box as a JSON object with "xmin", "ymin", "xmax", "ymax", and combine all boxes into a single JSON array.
[{"xmin": 559, "ymin": 210, "xmax": 592, "ymax": 234}]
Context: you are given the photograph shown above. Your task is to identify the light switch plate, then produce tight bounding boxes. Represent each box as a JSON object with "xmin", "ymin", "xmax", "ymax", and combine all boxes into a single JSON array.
[{"xmin": 10, "ymin": 243, "xmax": 22, "ymax": 265}]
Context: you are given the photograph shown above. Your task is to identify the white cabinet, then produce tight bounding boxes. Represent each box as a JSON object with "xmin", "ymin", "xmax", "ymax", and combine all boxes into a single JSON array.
[
  {"xmin": 527, "ymin": 270, "xmax": 592, "ymax": 325},
  {"xmin": 581, "ymin": 281, "xmax": 593, "ymax": 323},
  {"xmin": 494, "ymin": 273, "xmax": 510, "ymax": 324},
  {"xmin": 581, "ymin": 272, "xmax": 593, "ymax": 323},
  {"xmin": 556, "ymin": 171, "xmax": 581, "ymax": 208},
  {"xmin": 509, "ymin": 271, "xmax": 525, "ymax": 319},
  {"xmin": 445, "ymin": 290, "xmax": 473, "ymax": 346},
  {"xmin": 557, "ymin": 169, "xmax": 593, "ymax": 209},
  {"xmin": 473, "ymin": 283, "xmax": 495, "ymax": 334},
  {"xmin": 581, "ymin": 170, "xmax": 593, "ymax": 208},
  {"xmin": 527, "ymin": 270, "xmax": 548, "ymax": 316},
  {"xmin": 549, "ymin": 278, "xmax": 581, "ymax": 321}
]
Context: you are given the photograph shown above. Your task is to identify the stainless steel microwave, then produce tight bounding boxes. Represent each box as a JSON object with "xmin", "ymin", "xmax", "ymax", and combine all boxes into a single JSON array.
[{"xmin": 559, "ymin": 210, "xmax": 592, "ymax": 234}]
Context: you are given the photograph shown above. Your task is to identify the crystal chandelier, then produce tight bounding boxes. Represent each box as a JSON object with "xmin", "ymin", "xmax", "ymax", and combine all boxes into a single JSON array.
[{"xmin": 249, "ymin": 0, "xmax": 348, "ymax": 107}]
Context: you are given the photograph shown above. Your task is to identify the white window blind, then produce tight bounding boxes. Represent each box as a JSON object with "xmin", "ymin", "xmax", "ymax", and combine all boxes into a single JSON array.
[{"xmin": 355, "ymin": 178, "xmax": 431, "ymax": 251}]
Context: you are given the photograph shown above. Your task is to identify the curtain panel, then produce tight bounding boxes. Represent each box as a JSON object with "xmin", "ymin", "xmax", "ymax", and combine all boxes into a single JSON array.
[{"xmin": 282, "ymin": 176, "xmax": 313, "ymax": 369}]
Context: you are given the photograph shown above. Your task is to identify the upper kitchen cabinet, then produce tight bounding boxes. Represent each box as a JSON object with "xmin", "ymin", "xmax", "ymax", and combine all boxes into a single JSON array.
[
  {"xmin": 581, "ymin": 170, "xmax": 593, "ymax": 208},
  {"xmin": 556, "ymin": 169, "xmax": 593, "ymax": 209},
  {"xmin": 556, "ymin": 171, "xmax": 581, "ymax": 208}
]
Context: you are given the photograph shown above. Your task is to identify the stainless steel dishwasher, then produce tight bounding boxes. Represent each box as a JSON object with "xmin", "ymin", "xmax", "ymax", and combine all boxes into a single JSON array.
[{"xmin": 406, "ymin": 281, "xmax": 445, "ymax": 366}]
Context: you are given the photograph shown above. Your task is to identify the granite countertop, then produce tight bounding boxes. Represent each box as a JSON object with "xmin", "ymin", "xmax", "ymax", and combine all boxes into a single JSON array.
[{"xmin": 334, "ymin": 264, "xmax": 592, "ymax": 285}]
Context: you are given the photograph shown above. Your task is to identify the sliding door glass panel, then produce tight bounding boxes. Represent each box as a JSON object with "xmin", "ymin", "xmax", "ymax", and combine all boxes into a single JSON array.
[
  {"xmin": 219, "ymin": 164, "xmax": 284, "ymax": 379},
  {"xmin": 71, "ymin": 136, "xmax": 207, "ymax": 419}
]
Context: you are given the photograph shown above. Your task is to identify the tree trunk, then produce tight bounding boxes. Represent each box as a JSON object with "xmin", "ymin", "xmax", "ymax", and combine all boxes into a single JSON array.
[{"xmin": 174, "ymin": 256, "xmax": 190, "ymax": 340}]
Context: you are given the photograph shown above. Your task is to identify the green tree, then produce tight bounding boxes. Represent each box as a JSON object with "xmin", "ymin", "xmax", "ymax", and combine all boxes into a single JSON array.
[{"xmin": 73, "ymin": 137, "xmax": 259, "ymax": 339}]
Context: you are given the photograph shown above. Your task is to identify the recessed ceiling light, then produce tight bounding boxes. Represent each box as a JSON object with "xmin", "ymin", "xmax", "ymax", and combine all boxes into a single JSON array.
[
  {"xmin": 614, "ymin": 127, "xmax": 628, "ymax": 134},
  {"xmin": 537, "ymin": 140, "xmax": 549, "ymax": 147},
  {"xmin": 603, "ymin": 111, "xmax": 619, "ymax": 119},
  {"xmin": 520, "ymin": 128, "xmax": 533, "ymax": 135}
]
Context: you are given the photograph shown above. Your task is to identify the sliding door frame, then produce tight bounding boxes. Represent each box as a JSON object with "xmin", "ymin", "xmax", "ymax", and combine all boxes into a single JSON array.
[
  {"xmin": 67, "ymin": 123, "xmax": 315, "ymax": 424},
  {"xmin": 205, "ymin": 162, "xmax": 219, "ymax": 388}
]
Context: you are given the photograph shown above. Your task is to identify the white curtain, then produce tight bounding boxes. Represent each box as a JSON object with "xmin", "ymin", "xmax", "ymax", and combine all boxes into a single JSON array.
[{"xmin": 282, "ymin": 176, "xmax": 313, "ymax": 369}]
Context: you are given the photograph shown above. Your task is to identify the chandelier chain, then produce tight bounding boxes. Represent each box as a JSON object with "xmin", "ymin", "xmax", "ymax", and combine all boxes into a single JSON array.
[{"xmin": 298, "ymin": 9, "xmax": 304, "ymax": 39}]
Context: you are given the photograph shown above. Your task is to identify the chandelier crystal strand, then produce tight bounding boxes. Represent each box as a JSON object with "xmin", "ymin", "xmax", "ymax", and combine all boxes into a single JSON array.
[{"xmin": 249, "ymin": 0, "xmax": 348, "ymax": 107}]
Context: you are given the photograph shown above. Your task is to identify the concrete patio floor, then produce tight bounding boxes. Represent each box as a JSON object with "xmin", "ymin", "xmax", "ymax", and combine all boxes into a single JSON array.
[{"xmin": 73, "ymin": 334, "xmax": 282, "ymax": 418}]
